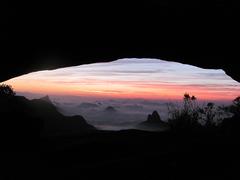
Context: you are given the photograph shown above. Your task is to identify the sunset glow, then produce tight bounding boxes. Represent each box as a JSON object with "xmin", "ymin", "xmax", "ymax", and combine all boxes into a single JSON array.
[{"xmin": 3, "ymin": 58, "xmax": 240, "ymax": 101}]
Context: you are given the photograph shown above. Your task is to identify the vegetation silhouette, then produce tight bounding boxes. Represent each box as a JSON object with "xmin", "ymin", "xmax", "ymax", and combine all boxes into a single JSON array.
[
  {"xmin": 221, "ymin": 96, "xmax": 240, "ymax": 135},
  {"xmin": 134, "ymin": 92, "xmax": 239, "ymax": 134},
  {"xmin": 0, "ymin": 84, "xmax": 16, "ymax": 97},
  {"xmin": 167, "ymin": 93, "xmax": 200, "ymax": 131},
  {"xmin": 167, "ymin": 93, "xmax": 233, "ymax": 132},
  {"xmin": 231, "ymin": 96, "xmax": 240, "ymax": 117}
]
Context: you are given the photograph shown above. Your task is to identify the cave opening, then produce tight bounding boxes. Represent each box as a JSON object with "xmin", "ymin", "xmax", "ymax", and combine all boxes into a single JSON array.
[{"xmin": 2, "ymin": 58, "xmax": 240, "ymax": 131}]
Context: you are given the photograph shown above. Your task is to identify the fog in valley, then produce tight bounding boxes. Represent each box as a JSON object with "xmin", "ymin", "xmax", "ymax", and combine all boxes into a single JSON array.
[
  {"xmin": 9, "ymin": 58, "xmax": 239, "ymax": 130},
  {"xmin": 17, "ymin": 92, "xmax": 232, "ymax": 130}
]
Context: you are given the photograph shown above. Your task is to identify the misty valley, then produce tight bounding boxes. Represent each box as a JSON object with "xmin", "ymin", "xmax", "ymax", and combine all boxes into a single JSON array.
[
  {"xmin": 20, "ymin": 94, "xmax": 171, "ymax": 131},
  {"xmin": 4, "ymin": 58, "xmax": 239, "ymax": 132},
  {"xmin": 13, "ymin": 93, "xmax": 234, "ymax": 132}
]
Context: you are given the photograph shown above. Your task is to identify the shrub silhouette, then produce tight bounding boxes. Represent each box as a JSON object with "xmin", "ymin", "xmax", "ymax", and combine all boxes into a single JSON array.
[
  {"xmin": 221, "ymin": 96, "xmax": 240, "ymax": 135},
  {"xmin": 167, "ymin": 93, "xmax": 231, "ymax": 131},
  {"xmin": 233, "ymin": 96, "xmax": 240, "ymax": 107},
  {"xmin": 227, "ymin": 96, "xmax": 240, "ymax": 117},
  {"xmin": 200, "ymin": 102, "xmax": 231, "ymax": 127},
  {"xmin": 0, "ymin": 84, "xmax": 16, "ymax": 97},
  {"xmin": 168, "ymin": 93, "xmax": 200, "ymax": 131}
]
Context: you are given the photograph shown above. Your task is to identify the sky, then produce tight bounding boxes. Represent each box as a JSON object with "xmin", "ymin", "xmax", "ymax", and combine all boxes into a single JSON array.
[{"xmin": 3, "ymin": 58, "xmax": 240, "ymax": 101}]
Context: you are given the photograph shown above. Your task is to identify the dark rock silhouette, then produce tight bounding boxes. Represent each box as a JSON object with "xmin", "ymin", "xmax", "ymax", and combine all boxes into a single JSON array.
[
  {"xmin": 0, "ymin": 95, "xmax": 96, "ymax": 139},
  {"xmin": 32, "ymin": 96, "xmax": 96, "ymax": 134},
  {"xmin": 39, "ymin": 95, "xmax": 52, "ymax": 104},
  {"xmin": 146, "ymin": 111, "xmax": 162, "ymax": 123},
  {"xmin": 104, "ymin": 106, "xmax": 117, "ymax": 113},
  {"xmin": 137, "ymin": 111, "xmax": 169, "ymax": 131}
]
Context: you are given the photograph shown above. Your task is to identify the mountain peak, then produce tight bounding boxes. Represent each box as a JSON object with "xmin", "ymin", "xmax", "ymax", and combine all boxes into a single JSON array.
[
  {"xmin": 147, "ymin": 111, "xmax": 161, "ymax": 123},
  {"xmin": 40, "ymin": 95, "xmax": 52, "ymax": 103},
  {"xmin": 137, "ymin": 110, "xmax": 169, "ymax": 131},
  {"xmin": 104, "ymin": 106, "xmax": 117, "ymax": 112}
]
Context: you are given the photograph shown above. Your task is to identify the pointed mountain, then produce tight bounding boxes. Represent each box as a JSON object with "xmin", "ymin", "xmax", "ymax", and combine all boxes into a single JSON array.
[
  {"xmin": 146, "ymin": 111, "xmax": 162, "ymax": 123},
  {"xmin": 137, "ymin": 111, "xmax": 169, "ymax": 131}
]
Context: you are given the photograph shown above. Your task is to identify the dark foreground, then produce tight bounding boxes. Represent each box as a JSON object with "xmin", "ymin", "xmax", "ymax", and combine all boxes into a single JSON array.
[
  {"xmin": 1, "ymin": 95, "xmax": 239, "ymax": 179},
  {"xmin": 1, "ymin": 129, "xmax": 240, "ymax": 180}
]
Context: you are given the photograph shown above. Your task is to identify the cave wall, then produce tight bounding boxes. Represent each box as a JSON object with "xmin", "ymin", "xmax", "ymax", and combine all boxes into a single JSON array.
[{"xmin": 2, "ymin": 1, "xmax": 240, "ymax": 82}]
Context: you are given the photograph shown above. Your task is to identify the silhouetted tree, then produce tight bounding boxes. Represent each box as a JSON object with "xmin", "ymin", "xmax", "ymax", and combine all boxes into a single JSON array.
[{"xmin": 0, "ymin": 84, "xmax": 16, "ymax": 97}]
